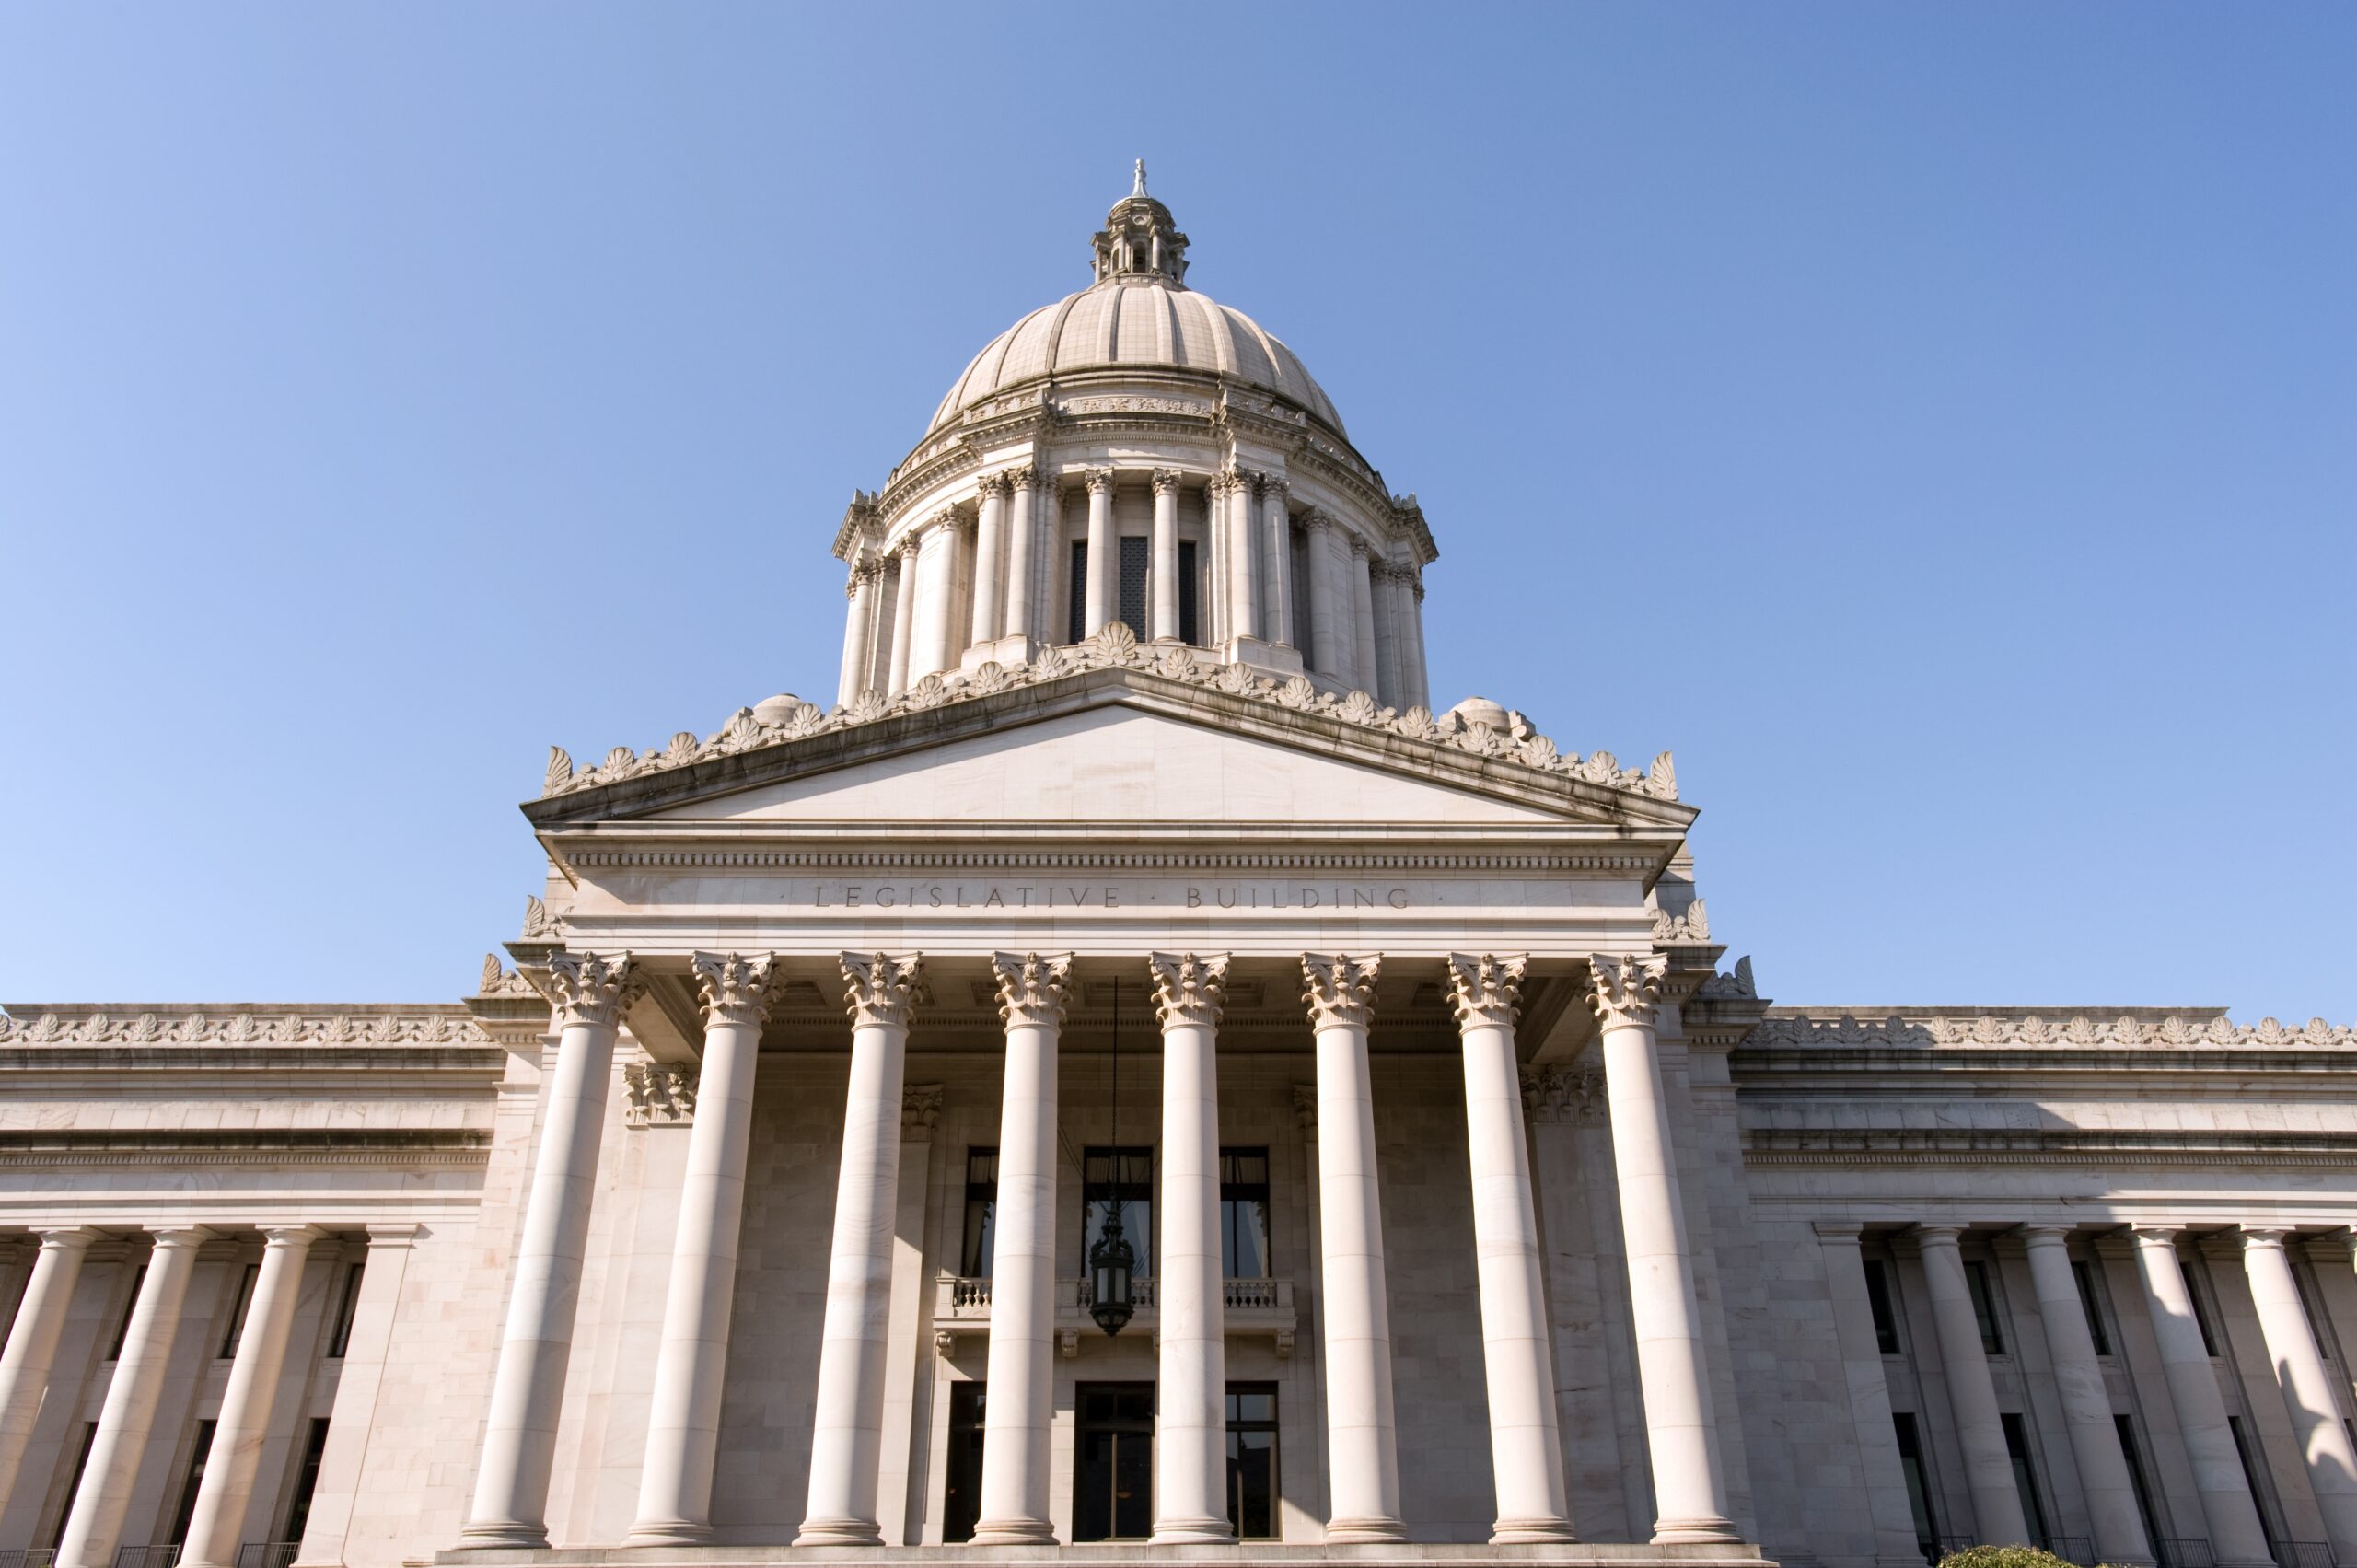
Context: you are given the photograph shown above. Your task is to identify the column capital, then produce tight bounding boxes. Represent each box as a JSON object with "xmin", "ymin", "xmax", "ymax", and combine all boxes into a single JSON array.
[
  {"xmin": 992, "ymin": 952, "xmax": 1073, "ymax": 1028},
  {"xmin": 2131, "ymin": 1223, "xmax": 2183, "ymax": 1246},
  {"xmin": 260, "ymin": 1225, "xmax": 327, "ymax": 1249},
  {"xmin": 691, "ymin": 951, "xmax": 784, "ymax": 1030},
  {"xmin": 1910, "ymin": 1222, "xmax": 1967, "ymax": 1249},
  {"xmin": 977, "ymin": 470, "xmax": 1014, "ymax": 500},
  {"xmin": 1291, "ymin": 1083, "xmax": 1318, "ymax": 1134},
  {"xmin": 1585, "ymin": 953, "xmax": 1666, "ymax": 1030},
  {"xmin": 901, "ymin": 1084, "xmax": 945, "ymax": 1139},
  {"xmin": 365, "ymin": 1222, "xmax": 424, "ymax": 1249},
  {"xmin": 1260, "ymin": 475, "xmax": 1289, "ymax": 503},
  {"xmin": 33, "ymin": 1225, "xmax": 107, "ymax": 1251},
  {"xmin": 1083, "ymin": 466, "xmax": 1118, "ymax": 496},
  {"xmin": 145, "ymin": 1224, "xmax": 216, "ymax": 1250},
  {"xmin": 1149, "ymin": 952, "xmax": 1229, "ymax": 1028},
  {"xmin": 1304, "ymin": 506, "xmax": 1336, "ymax": 536},
  {"xmin": 1004, "ymin": 461, "xmax": 1039, "ymax": 493},
  {"xmin": 2240, "ymin": 1225, "xmax": 2294, "ymax": 1251},
  {"xmin": 841, "ymin": 952, "xmax": 923, "ymax": 1029},
  {"xmin": 2016, "ymin": 1224, "xmax": 2073, "ymax": 1249},
  {"xmin": 1446, "ymin": 953, "xmax": 1527, "ymax": 1028},
  {"xmin": 546, "ymin": 951, "xmax": 639, "ymax": 1028},
  {"xmin": 1301, "ymin": 953, "xmax": 1380, "ymax": 1028},
  {"xmin": 1349, "ymin": 535, "xmax": 1371, "ymax": 560},
  {"xmin": 1151, "ymin": 467, "xmax": 1185, "ymax": 497},
  {"xmin": 1812, "ymin": 1220, "xmax": 1866, "ymax": 1241}
]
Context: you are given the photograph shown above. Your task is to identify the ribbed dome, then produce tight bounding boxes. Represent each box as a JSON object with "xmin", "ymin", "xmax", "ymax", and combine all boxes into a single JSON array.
[{"xmin": 928, "ymin": 275, "xmax": 1344, "ymax": 437}]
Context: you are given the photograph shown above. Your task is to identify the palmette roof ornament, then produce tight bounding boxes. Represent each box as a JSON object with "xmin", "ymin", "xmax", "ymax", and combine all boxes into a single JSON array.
[
  {"xmin": 1746, "ymin": 1011, "xmax": 2357, "ymax": 1051},
  {"xmin": 539, "ymin": 623, "xmax": 1677, "ymax": 805}
]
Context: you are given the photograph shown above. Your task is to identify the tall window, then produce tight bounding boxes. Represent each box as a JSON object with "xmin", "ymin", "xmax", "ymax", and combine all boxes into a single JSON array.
[
  {"xmin": 108, "ymin": 1265, "xmax": 146, "ymax": 1361},
  {"xmin": 2073, "ymin": 1260, "xmax": 2112, "ymax": 1355},
  {"xmin": 52, "ymin": 1423, "xmax": 98, "ymax": 1549},
  {"xmin": 1177, "ymin": 540, "xmax": 1200, "ymax": 645},
  {"xmin": 1074, "ymin": 1382, "xmax": 1155, "ymax": 1540},
  {"xmin": 1118, "ymin": 537, "xmax": 1148, "ymax": 634},
  {"xmin": 1068, "ymin": 541, "xmax": 1088, "ymax": 643},
  {"xmin": 1289, "ymin": 526, "xmax": 1314, "ymax": 669},
  {"xmin": 1083, "ymin": 1148, "xmax": 1154, "ymax": 1281},
  {"xmin": 944, "ymin": 1383, "xmax": 986, "ymax": 1543},
  {"xmin": 2115, "ymin": 1414, "xmax": 2165, "ymax": 1561},
  {"xmin": 2187, "ymin": 1259, "xmax": 2222, "ymax": 1356},
  {"xmin": 1891, "ymin": 1412, "xmax": 1937, "ymax": 1562},
  {"xmin": 1220, "ymin": 1150, "xmax": 1271, "ymax": 1280},
  {"xmin": 1864, "ymin": 1259, "xmax": 1903, "ymax": 1354},
  {"xmin": 284, "ymin": 1418, "xmax": 332, "ymax": 1542},
  {"xmin": 1225, "ymin": 1385, "xmax": 1279, "ymax": 1539},
  {"xmin": 221, "ymin": 1261, "xmax": 261, "ymax": 1358},
  {"xmin": 326, "ymin": 1262, "xmax": 366, "ymax": 1359},
  {"xmin": 960, "ymin": 1149, "xmax": 998, "ymax": 1277},
  {"xmin": 1966, "ymin": 1260, "xmax": 2006, "ymax": 1354},
  {"xmin": 168, "ymin": 1418, "xmax": 219, "ymax": 1546},
  {"xmin": 2229, "ymin": 1414, "xmax": 2285, "ymax": 1557},
  {"xmin": 2001, "ymin": 1413, "xmax": 2049, "ymax": 1547}
]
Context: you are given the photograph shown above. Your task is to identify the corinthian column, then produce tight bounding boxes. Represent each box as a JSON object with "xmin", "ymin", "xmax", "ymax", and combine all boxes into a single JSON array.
[
  {"xmin": 1227, "ymin": 469, "xmax": 1260, "ymax": 641},
  {"xmin": 1152, "ymin": 953, "xmax": 1235, "ymax": 1543},
  {"xmin": 2020, "ymin": 1226, "xmax": 2153, "ymax": 1566},
  {"xmin": 1150, "ymin": 470, "xmax": 1182, "ymax": 642},
  {"xmin": 1587, "ymin": 953, "xmax": 1737, "ymax": 1544},
  {"xmin": 797, "ymin": 952, "xmax": 923, "ymax": 1546},
  {"xmin": 1349, "ymin": 540, "xmax": 1379, "ymax": 693},
  {"xmin": 887, "ymin": 541, "xmax": 919, "ymax": 695},
  {"xmin": 1304, "ymin": 513, "xmax": 1342, "ymax": 681},
  {"xmin": 839, "ymin": 563, "xmax": 881, "ymax": 706},
  {"xmin": 1302, "ymin": 953, "xmax": 1406, "ymax": 1542},
  {"xmin": 1449, "ymin": 954, "xmax": 1575, "ymax": 1542},
  {"xmin": 970, "ymin": 472, "xmax": 1011, "ymax": 648},
  {"xmin": 1004, "ymin": 465, "xmax": 1039, "ymax": 645},
  {"xmin": 2244, "ymin": 1228, "xmax": 2357, "ymax": 1562},
  {"xmin": 182, "ymin": 1226, "xmax": 326, "ymax": 1568},
  {"xmin": 973, "ymin": 952, "xmax": 1073, "ymax": 1545},
  {"xmin": 0, "ymin": 1226, "xmax": 103, "ymax": 1505},
  {"xmin": 1912, "ymin": 1225, "xmax": 2026, "ymax": 1546},
  {"xmin": 630, "ymin": 952, "xmax": 783, "ymax": 1543},
  {"xmin": 910, "ymin": 514, "xmax": 959, "ymax": 682},
  {"xmin": 56, "ymin": 1225, "xmax": 214, "ymax": 1568},
  {"xmin": 1262, "ymin": 479, "xmax": 1293, "ymax": 646},
  {"xmin": 462, "ymin": 950, "xmax": 635, "ymax": 1546},
  {"xmin": 2129, "ymin": 1227, "xmax": 2273, "ymax": 1568},
  {"xmin": 1083, "ymin": 468, "xmax": 1117, "ymax": 636}
]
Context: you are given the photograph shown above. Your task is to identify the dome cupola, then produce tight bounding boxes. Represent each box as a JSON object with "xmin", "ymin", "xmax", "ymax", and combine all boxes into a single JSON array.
[{"xmin": 831, "ymin": 171, "xmax": 1438, "ymax": 717}]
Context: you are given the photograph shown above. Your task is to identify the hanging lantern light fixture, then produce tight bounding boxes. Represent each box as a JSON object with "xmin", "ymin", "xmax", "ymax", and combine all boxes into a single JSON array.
[{"xmin": 1089, "ymin": 975, "xmax": 1136, "ymax": 1337}]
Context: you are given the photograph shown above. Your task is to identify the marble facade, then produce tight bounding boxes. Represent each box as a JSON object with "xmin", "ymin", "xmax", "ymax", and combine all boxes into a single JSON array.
[{"xmin": 4, "ymin": 172, "xmax": 2353, "ymax": 1568}]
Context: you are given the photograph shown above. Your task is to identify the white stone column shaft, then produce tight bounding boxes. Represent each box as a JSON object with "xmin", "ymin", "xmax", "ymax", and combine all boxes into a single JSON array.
[
  {"xmin": 1350, "ymin": 542, "xmax": 1379, "ymax": 693},
  {"xmin": 2245, "ymin": 1228, "xmax": 2357, "ymax": 1562},
  {"xmin": 1374, "ymin": 565, "xmax": 1404, "ymax": 709},
  {"xmin": 1449, "ymin": 954, "xmax": 1576, "ymax": 1542},
  {"xmin": 2130, "ymin": 1227, "xmax": 2274, "ymax": 1568},
  {"xmin": 1587, "ymin": 954, "xmax": 1738, "ymax": 1545},
  {"xmin": 972, "ymin": 952, "xmax": 1072, "ymax": 1545},
  {"xmin": 907, "ymin": 518, "xmax": 959, "ymax": 683},
  {"xmin": 182, "ymin": 1226, "xmax": 325, "ymax": 1568},
  {"xmin": 1262, "ymin": 481, "xmax": 1293, "ymax": 646},
  {"xmin": 797, "ymin": 952, "xmax": 923, "ymax": 1546},
  {"xmin": 0, "ymin": 1227, "xmax": 103, "ymax": 1506},
  {"xmin": 1403, "ymin": 575, "xmax": 1430, "ymax": 710},
  {"xmin": 1913, "ymin": 1225, "xmax": 2028, "ymax": 1545},
  {"xmin": 1150, "ymin": 470, "xmax": 1181, "ymax": 642},
  {"xmin": 1152, "ymin": 954, "xmax": 1235, "ymax": 1543},
  {"xmin": 970, "ymin": 477, "xmax": 1009, "ymax": 648},
  {"xmin": 1227, "ymin": 470, "xmax": 1260, "ymax": 641},
  {"xmin": 1814, "ymin": 1224, "xmax": 1939, "ymax": 1568},
  {"xmin": 2021, "ymin": 1227, "xmax": 2154, "ymax": 1565},
  {"xmin": 629, "ymin": 953, "xmax": 780, "ymax": 1542},
  {"xmin": 887, "ymin": 545, "xmax": 918, "ymax": 695},
  {"xmin": 838, "ymin": 566, "xmax": 879, "ymax": 706},
  {"xmin": 1304, "ymin": 517, "xmax": 1341, "ymax": 680},
  {"xmin": 1083, "ymin": 470, "xmax": 1116, "ymax": 635},
  {"xmin": 1301, "ymin": 954, "xmax": 1406, "ymax": 1542},
  {"xmin": 462, "ymin": 950, "xmax": 634, "ymax": 1547},
  {"xmin": 1004, "ymin": 468, "xmax": 1038, "ymax": 645},
  {"xmin": 56, "ymin": 1225, "xmax": 213, "ymax": 1568}
]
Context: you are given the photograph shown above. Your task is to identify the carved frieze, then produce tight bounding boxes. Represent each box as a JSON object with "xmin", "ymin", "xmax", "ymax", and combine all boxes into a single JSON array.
[
  {"xmin": 902, "ymin": 1083, "xmax": 945, "ymax": 1137},
  {"xmin": 1745, "ymin": 1010, "xmax": 2357, "ymax": 1051},
  {"xmin": 0, "ymin": 1008, "xmax": 488, "ymax": 1045},
  {"xmin": 622, "ymin": 1061, "xmax": 698, "ymax": 1128}
]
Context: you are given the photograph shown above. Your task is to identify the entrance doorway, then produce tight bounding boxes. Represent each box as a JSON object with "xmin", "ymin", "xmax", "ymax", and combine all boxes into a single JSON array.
[{"xmin": 1074, "ymin": 1382, "xmax": 1155, "ymax": 1540}]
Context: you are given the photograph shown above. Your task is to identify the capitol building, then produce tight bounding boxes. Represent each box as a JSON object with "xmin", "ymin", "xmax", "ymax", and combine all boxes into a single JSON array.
[{"xmin": 6, "ymin": 170, "xmax": 2357, "ymax": 1568}]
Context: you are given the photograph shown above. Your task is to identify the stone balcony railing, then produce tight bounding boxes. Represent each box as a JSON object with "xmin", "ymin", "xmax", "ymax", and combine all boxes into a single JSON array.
[{"xmin": 932, "ymin": 1272, "xmax": 1296, "ymax": 1358}]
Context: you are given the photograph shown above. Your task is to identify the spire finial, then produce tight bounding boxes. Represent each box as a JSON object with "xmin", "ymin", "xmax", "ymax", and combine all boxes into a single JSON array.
[{"xmin": 1132, "ymin": 158, "xmax": 1147, "ymax": 197}]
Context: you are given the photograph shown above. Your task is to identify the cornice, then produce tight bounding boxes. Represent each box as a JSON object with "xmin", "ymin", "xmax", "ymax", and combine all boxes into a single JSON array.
[
  {"xmin": 551, "ymin": 841, "xmax": 1667, "ymax": 875},
  {"xmin": 533, "ymin": 623, "xmax": 1684, "ymax": 825},
  {"xmin": 0, "ymin": 1129, "xmax": 491, "ymax": 1167},
  {"xmin": 0, "ymin": 1007, "xmax": 491, "ymax": 1047},
  {"xmin": 1739, "ymin": 1010, "xmax": 2355, "ymax": 1056},
  {"xmin": 1745, "ymin": 1128, "xmax": 2357, "ymax": 1169}
]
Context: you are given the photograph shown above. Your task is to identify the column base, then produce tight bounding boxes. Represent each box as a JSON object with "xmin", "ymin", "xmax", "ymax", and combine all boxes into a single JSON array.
[
  {"xmin": 1327, "ymin": 1516, "xmax": 1411, "ymax": 1543},
  {"xmin": 970, "ymin": 1519, "xmax": 1059, "ymax": 1545},
  {"xmin": 791, "ymin": 1519, "xmax": 882, "ymax": 1547},
  {"xmin": 1492, "ymin": 1519, "xmax": 1581, "ymax": 1545},
  {"xmin": 1152, "ymin": 1517, "xmax": 1240, "ymax": 1545},
  {"xmin": 1653, "ymin": 1516, "xmax": 1743, "ymax": 1545},
  {"xmin": 456, "ymin": 1523, "xmax": 551, "ymax": 1549},
  {"xmin": 621, "ymin": 1521, "xmax": 713, "ymax": 1547}
]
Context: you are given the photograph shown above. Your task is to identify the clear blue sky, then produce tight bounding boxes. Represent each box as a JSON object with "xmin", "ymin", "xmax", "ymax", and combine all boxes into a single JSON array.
[{"xmin": 2, "ymin": 5, "xmax": 2350, "ymax": 1016}]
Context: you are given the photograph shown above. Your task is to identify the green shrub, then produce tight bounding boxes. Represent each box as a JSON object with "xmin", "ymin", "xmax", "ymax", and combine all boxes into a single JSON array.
[{"xmin": 1937, "ymin": 1548, "xmax": 2079, "ymax": 1568}]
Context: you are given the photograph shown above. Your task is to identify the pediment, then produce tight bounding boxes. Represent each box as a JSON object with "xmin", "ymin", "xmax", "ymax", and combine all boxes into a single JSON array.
[{"xmin": 522, "ymin": 657, "xmax": 1695, "ymax": 834}]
